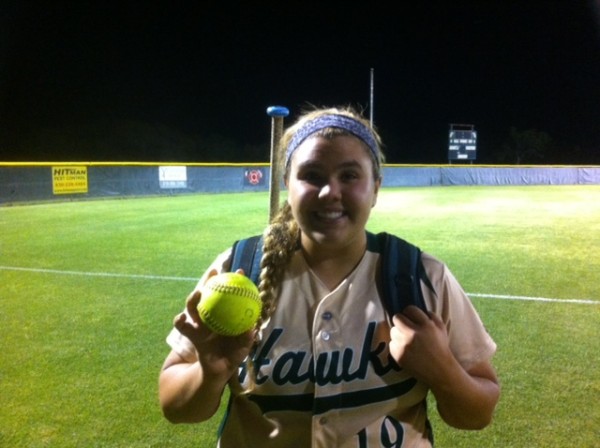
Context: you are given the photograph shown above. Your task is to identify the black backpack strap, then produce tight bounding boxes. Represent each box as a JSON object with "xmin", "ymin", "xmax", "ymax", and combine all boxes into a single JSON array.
[
  {"xmin": 221, "ymin": 235, "xmax": 263, "ymax": 439},
  {"xmin": 376, "ymin": 231, "xmax": 436, "ymax": 445},
  {"xmin": 376, "ymin": 231, "xmax": 429, "ymax": 317},
  {"xmin": 230, "ymin": 234, "xmax": 263, "ymax": 285}
]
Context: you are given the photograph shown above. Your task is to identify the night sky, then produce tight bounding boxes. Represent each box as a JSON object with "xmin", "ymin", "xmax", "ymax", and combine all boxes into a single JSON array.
[{"xmin": 1, "ymin": 1, "xmax": 599, "ymax": 164}]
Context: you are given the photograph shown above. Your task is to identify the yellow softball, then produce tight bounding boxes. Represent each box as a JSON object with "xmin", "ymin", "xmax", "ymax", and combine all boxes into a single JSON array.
[{"xmin": 197, "ymin": 272, "xmax": 262, "ymax": 336}]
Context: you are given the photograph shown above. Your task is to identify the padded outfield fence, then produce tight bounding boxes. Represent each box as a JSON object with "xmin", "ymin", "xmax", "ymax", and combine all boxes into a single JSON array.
[{"xmin": 1, "ymin": 162, "xmax": 599, "ymax": 204}]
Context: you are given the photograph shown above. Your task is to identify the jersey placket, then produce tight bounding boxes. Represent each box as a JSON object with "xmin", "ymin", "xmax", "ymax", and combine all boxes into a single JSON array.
[{"xmin": 311, "ymin": 286, "xmax": 347, "ymax": 446}]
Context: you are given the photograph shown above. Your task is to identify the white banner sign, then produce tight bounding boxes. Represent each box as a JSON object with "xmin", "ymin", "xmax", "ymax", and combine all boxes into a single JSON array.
[{"xmin": 159, "ymin": 166, "xmax": 187, "ymax": 189}]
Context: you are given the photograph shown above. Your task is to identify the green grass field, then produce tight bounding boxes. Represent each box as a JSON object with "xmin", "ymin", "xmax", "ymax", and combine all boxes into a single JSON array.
[{"xmin": 1, "ymin": 186, "xmax": 599, "ymax": 447}]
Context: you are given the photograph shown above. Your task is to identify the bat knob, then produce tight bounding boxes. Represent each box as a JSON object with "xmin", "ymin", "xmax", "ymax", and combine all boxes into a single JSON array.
[{"xmin": 266, "ymin": 106, "xmax": 289, "ymax": 117}]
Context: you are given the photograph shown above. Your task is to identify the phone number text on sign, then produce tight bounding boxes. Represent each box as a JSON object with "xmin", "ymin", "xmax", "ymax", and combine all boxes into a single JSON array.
[{"xmin": 52, "ymin": 166, "xmax": 89, "ymax": 194}]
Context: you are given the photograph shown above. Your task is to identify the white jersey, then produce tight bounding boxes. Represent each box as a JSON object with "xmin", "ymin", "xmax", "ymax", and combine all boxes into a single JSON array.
[{"xmin": 166, "ymin": 240, "xmax": 497, "ymax": 448}]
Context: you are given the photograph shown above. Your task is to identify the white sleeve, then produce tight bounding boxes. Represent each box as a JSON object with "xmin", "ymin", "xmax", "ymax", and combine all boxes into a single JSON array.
[{"xmin": 421, "ymin": 252, "xmax": 497, "ymax": 369}]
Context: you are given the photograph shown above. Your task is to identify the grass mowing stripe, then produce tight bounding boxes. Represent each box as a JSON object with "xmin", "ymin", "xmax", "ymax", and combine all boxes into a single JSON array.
[{"xmin": 2, "ymin": 265, "xmax": 597, "ymax": 305}]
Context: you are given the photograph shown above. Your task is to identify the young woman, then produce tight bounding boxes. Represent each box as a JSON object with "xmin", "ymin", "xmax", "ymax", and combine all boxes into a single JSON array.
[{"xmin": 159, "ymin": 106, "xmax": 500, "ymax": 447}]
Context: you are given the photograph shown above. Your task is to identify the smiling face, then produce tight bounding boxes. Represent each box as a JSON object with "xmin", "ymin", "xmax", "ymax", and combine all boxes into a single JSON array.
[{"xmin": 285, "ymin": 135, "xmax": 381, "ymax": 255}]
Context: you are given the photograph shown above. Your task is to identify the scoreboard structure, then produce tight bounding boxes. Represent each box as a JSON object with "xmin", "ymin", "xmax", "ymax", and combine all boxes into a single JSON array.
[{"xmin": 448, "ymin": 124, "xmax": 477, "ymax": 162}]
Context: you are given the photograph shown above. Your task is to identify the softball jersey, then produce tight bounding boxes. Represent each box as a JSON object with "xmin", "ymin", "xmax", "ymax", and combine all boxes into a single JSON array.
[{"xmin": 166, "ymin": 236, "xmax": 497, "ymax": 448}]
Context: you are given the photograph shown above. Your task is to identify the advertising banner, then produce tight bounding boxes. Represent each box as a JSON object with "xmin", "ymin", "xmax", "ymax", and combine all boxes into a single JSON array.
[
  {"xmin": 52, "ymin": 166, "xmax": 88, "ymax": 194},
  {"xmin": 159, "ymin": 166, "xmax": 187, "ymax": 189}
]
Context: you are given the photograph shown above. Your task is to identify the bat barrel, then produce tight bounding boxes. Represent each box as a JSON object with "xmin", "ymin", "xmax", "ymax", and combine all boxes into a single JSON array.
[{"xmin": 266, "ymin": 106, "xmax": 289, "ymax": 223}]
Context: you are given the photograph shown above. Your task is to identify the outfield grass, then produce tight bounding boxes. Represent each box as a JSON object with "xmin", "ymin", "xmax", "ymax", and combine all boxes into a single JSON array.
[{"xmin": 1, "ymin": 186, "xmax": 599, "ymax": 447}]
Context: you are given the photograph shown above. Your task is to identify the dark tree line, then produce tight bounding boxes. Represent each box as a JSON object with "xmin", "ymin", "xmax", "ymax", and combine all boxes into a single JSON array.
[{"xmin": 1, "ymin": 119, "xmax": 594, "ymax": 164}]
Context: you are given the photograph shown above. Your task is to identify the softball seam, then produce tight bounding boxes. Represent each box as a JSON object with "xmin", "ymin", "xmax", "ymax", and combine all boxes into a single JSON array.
[
  {"xmin": 199, "ymin": 308, "xmax": 241, "ymax": 336},
  {"xmin": 206, "ymin": 283, "xmax": 260, "ymax": 301}
]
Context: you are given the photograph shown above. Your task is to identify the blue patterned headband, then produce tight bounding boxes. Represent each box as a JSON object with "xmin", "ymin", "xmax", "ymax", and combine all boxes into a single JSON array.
[{"xmin": 285, "ymin": 114, "xmax": 379, "ymax": 167}]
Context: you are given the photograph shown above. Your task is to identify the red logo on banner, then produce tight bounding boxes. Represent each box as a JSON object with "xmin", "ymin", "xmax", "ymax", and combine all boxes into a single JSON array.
[{"xmin": 245, "ymin": 169, "xmax": 264, "ymax": 185}]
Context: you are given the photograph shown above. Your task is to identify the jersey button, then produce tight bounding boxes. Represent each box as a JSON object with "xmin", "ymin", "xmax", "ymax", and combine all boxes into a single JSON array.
[
  {"xmin": 322, "ymin": 311, "xmax": 333, "ymax": 320},
  {"xmin": 321, "ymin": 331, "xmax": 330, "ymax": 341},
  {"xmin": 319, "ymin": 417, "xmax": 328, "ymax": 425}
]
